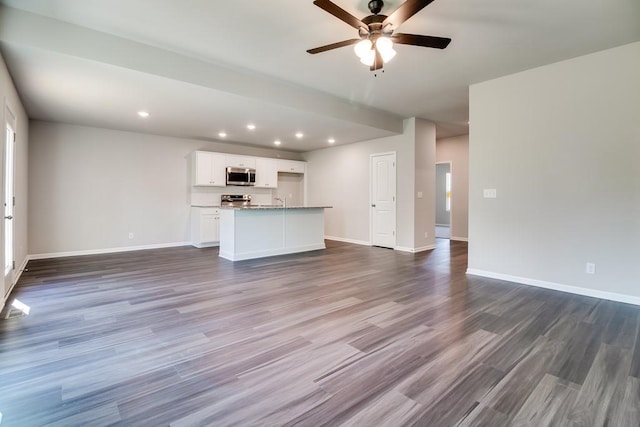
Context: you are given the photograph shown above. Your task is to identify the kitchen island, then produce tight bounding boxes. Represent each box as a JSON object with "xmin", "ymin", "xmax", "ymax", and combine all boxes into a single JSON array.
[{"xmin": 218, "ymin": 206, "xmax": 331, "ymax": 261}]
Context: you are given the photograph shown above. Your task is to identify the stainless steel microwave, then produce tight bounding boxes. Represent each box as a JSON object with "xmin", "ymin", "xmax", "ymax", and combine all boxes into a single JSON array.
[{"xmin": 226, "ymin": 167, "xmax": 256, "ymax": 186}]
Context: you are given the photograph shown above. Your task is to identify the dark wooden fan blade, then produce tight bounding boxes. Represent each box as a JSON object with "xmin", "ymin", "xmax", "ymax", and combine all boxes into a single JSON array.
[
  {"xmin": 383, "ymin": 0, "xmax": 435, "ymax": 30},
  {"xmin": 307, "ymin": 39, "xmax": 361, "ymax": 54},
  {"xmin": 313, "ymin": 0, "xmax": 367, "ymax": 31},
  {"xmin": 370, "ymin": 48, "xmax": 384, "ymax": 71},
  {"xmin": 392, "ymin": 33, "xmax": 451, "ymax": 49}
]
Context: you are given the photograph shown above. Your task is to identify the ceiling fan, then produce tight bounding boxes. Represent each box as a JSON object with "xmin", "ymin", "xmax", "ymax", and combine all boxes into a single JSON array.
[{"xmin": 307, "ymin": 0, "xmax": 451, "ymax": 71}]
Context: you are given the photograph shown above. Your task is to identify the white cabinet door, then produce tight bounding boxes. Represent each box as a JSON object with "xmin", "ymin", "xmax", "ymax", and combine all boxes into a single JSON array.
[
  {"xmin": 255, "ymin": 158, "xmax": 278, "ymax": 188},
  {"xmin": 200, "ymin": 212, "xmax": 220, "ymax": 243},
  {"xmin": 226, "ymin": 155, "xmax": 256, "ymax": 169},
  {"xmin": 277, "ymin": 160, "xmax": 305, "ymax": 174},
  {"xmin": 193, "ymin": 152, "xmax": 226, "ymax": 186},
  {"xmin": 191, "ymin": 208, "xmax": 220, "ymax": 247}
]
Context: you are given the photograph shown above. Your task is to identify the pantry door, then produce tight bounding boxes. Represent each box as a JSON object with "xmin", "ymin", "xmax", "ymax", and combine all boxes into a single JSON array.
[{"xmin": 370, "ymin": 152, "xmax": 396, "ymax": 248}]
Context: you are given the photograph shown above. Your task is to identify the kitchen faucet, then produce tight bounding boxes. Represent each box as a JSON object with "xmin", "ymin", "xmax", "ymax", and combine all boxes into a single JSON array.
[{"xmin": 275, "ymin": 197, "xmax": 287, "ymax": 208}]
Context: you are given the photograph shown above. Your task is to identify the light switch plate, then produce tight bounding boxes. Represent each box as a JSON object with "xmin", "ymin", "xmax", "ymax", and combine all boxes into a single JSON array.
[
  {"xmin": 483, "ymin": 189, "xmax": 497, "ymax": 198},
  {"xmin": 417, "ymin": 191, "xmax": 423, "ymax": 199}
]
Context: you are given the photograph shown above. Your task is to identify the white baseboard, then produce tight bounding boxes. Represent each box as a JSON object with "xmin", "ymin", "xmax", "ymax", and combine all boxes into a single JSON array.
[
  {"xmin": 324, "ymin": 237, "xmax": 437, "ymax": 254},
  {"xmin": 324, "ymin": 236, "xmax": 371, "ymax": 246},
  {"xmin": 1, "ymin": 256, "xmax": 31, "ymax": 312},
  {"xmin": 451, "ymin": 236, "xmax": 469, "ymax": 242},
  {"xmin": 191, "ymin": 242, "xmax": 220, "ymax": 249},
  {"xmin": 220, "ymin": 243, "xmax": 326, "ymax": 262},
  {"xmin": 466, "ymin": 268, "xmax": 640, "ymax": 306},
  {"xmin": 395, "ymin": 245, "xmax": 436, "ymax": 253},
  {"xmin": 29, "ymin": 242, "xmax": 192, "ymax": 260}
]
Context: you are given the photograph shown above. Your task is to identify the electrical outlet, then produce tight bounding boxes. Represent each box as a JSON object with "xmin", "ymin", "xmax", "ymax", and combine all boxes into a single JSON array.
[
  {"xmin": 424, "ymin": 232, "xmax": 428, "ymax": 238},
  {"xmin": 586, "ymin": 263, "xmax": 596, "ymax": 274},
  {"xmin": 128, "ymin": 232, "xmax": 134, "ymax": 240}
]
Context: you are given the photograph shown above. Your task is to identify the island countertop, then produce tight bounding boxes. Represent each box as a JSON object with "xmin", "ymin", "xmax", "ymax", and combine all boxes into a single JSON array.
[{"xmin": 219, "ymin": 205, "xmax": 332, "ymax": 210}]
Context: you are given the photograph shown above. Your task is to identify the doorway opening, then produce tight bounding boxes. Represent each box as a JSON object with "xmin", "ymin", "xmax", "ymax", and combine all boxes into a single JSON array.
[{"xmin": 435, "ymin": 162, "xmax": 451, "ymax": 239}]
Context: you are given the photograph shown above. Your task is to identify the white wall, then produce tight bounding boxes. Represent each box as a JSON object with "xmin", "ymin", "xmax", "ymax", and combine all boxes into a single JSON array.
[
  {"xmin": 1, "ymin": 51, "xmax": 28, "ymax": 308},
  {"xmin": 436, "ymin": 135, "xmax": 469, "ymax": 240},
  {"xmin": 469, "ymin": 41, "xmax": 640, "ymax": 304},
  {"xmin": 276, "ymin": 173, "xmax": 304, "ymax": 207},
  {"xmin": 414, "ymin": 119, "xmax": 437, "ymax": 250},
  {"xmin": 28, "ymin": 121, "xmax": 302, "ymax": 256},
  {"xmin": 304, "ymin": 117, "xmax": 436, "ymax": 251}
]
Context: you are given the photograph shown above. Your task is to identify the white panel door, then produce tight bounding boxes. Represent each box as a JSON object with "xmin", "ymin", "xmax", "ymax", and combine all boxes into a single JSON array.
[{"xmin": 371, "ymin": 152, "xmax": 396, "ymax": 248}]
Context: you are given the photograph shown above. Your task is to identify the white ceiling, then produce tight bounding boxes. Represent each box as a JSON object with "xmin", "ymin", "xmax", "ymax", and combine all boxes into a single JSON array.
[{"xmin": 1, "ymin": 0, "xmax": 639, "ymax": 152}]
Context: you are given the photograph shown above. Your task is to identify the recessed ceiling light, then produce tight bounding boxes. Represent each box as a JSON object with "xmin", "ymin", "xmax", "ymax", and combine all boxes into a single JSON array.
[
  {"xmin": 328, "ymin": 138, "xmax": 336, "ymax": 144},
  {"xmin": 274, "ymin": 140, "xmax": 281, "ymax": 146},
  {"xmin": 137, "ymin": 111, "xmax": 149, "ymax": 118},
  {"xmin": 295, "ymin": 132, "xmax": 304, "ymax": 139},
  {"xmin": 247, "ymin": 124, "xmax": 256, "ymax": 130},
  {"xmin": 218, "ymin": 132, "xmax": 227, "ymax": 138}
]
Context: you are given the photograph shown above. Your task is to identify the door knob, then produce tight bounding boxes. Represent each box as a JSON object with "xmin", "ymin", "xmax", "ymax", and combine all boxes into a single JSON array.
[
  {"xmin": 4, "ymin": 215, "xmax": 13, "ymax": 220},
  {"xmin": 371, "ymin": 204, "xmax": 376, "ymax": 207}
]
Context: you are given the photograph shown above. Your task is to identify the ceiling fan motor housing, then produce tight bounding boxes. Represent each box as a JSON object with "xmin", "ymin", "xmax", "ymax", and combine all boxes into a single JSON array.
[{"xmin": 368, "ymin": 0, "xmax": 384, "ymax": 14}]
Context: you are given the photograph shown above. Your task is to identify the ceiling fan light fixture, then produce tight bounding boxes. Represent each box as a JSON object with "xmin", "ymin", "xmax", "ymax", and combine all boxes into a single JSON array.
[
  {"xmin": 376, "ymin": 37, "xmax": 396, "ymax": 63},
  {"xmin": 354, "ymin": 39, "xmax": 372, "ymax": 59},
  {"xmin": 359, "ymin": 50, "xmax": 375, "ymax": 66}
]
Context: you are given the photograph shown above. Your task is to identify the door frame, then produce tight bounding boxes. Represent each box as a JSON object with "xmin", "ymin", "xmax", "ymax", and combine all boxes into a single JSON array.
[
  {"xmin": 369, "ymin": 151, "xmax": 397, "ymax": 248},
  {"xmin": 435, "ymin": 161, "xmax": 452, "ymax": 238},
  {"xmin": 3, "ymin": 101, "xmax": 16, "ymax": 300}
]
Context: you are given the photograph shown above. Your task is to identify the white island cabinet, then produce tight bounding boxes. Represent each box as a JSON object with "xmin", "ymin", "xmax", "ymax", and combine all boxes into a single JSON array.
[{"xmin": 219, "ymin": 206, "xmax": 330, "ymax": 261}]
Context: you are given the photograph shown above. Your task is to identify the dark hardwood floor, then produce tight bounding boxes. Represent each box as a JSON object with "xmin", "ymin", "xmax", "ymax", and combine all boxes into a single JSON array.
[{"xmin": 0, "ymin": 240, "xmax": 638, "ymax": 426}]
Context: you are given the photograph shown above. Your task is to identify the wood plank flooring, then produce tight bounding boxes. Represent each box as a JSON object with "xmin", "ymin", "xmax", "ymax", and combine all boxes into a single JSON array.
[{"xmin": 0, "ymin": 240, "xmax": 639, "ymax": 426}]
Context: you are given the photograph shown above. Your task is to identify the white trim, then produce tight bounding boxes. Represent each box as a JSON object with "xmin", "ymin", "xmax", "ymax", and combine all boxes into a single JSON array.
[
  {"xmin": 395, "ymin": 245, "xmax": 436, "ymax": 253},
  {"xmin": 1, "ymin": 255, "xmax": 29, "ymax": 312},
  {"xmin": 324, "ymin": 235, "xmax": 370, "ymax": 246},
  {"xmin": 466, "ymin": 269, "xmax": 640, "ymax": 307},
  {"xmin": 435, "ymin": 223, "xmax": 451, "ymax": 227},
  {"xmin": 451, "ymin": 236, "xmax": 469, "ymax": 242},
  {"xmin": 219, "ymin": 243, "xmax": 326, "ymax": 262},
  {"xmin": 191, "ymin": 242, "xmax": 220, "ymax": 249},
  {"xmin": 4, "ymin": 101, "xmax": 16, "ymax": 129},
  {"xmin": 29, "ymin": 242, "xmax": 191, "ymax": 260}
]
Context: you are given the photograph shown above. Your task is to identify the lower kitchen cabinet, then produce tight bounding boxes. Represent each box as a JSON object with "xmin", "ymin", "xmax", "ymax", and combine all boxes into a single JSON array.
[{"xmin": 191, "ymin": 207, "xmax": 220, "ymax": 247}]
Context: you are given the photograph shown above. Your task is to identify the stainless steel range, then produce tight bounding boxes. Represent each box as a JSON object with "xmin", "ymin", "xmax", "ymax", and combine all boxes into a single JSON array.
[{"xmin": 221, "ymin": 194, "xmax": 252, "ymax": 207}]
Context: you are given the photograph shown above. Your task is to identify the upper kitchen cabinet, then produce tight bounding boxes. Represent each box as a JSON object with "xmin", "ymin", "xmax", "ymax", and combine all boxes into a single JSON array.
[
  {"xmin": 277, "ymin": 160, "xmax": 306, "ymax": 174},
  {"xmin": 226, "ymin": 155, "xmax": 256, "ymax": 169},
  {"xmin": 255, "ymin": 158, "xmax": 278, "ymax": 188},
  {"xmin": 192, "ymin": 151, "xmax": 226, "ymax": 187}
]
